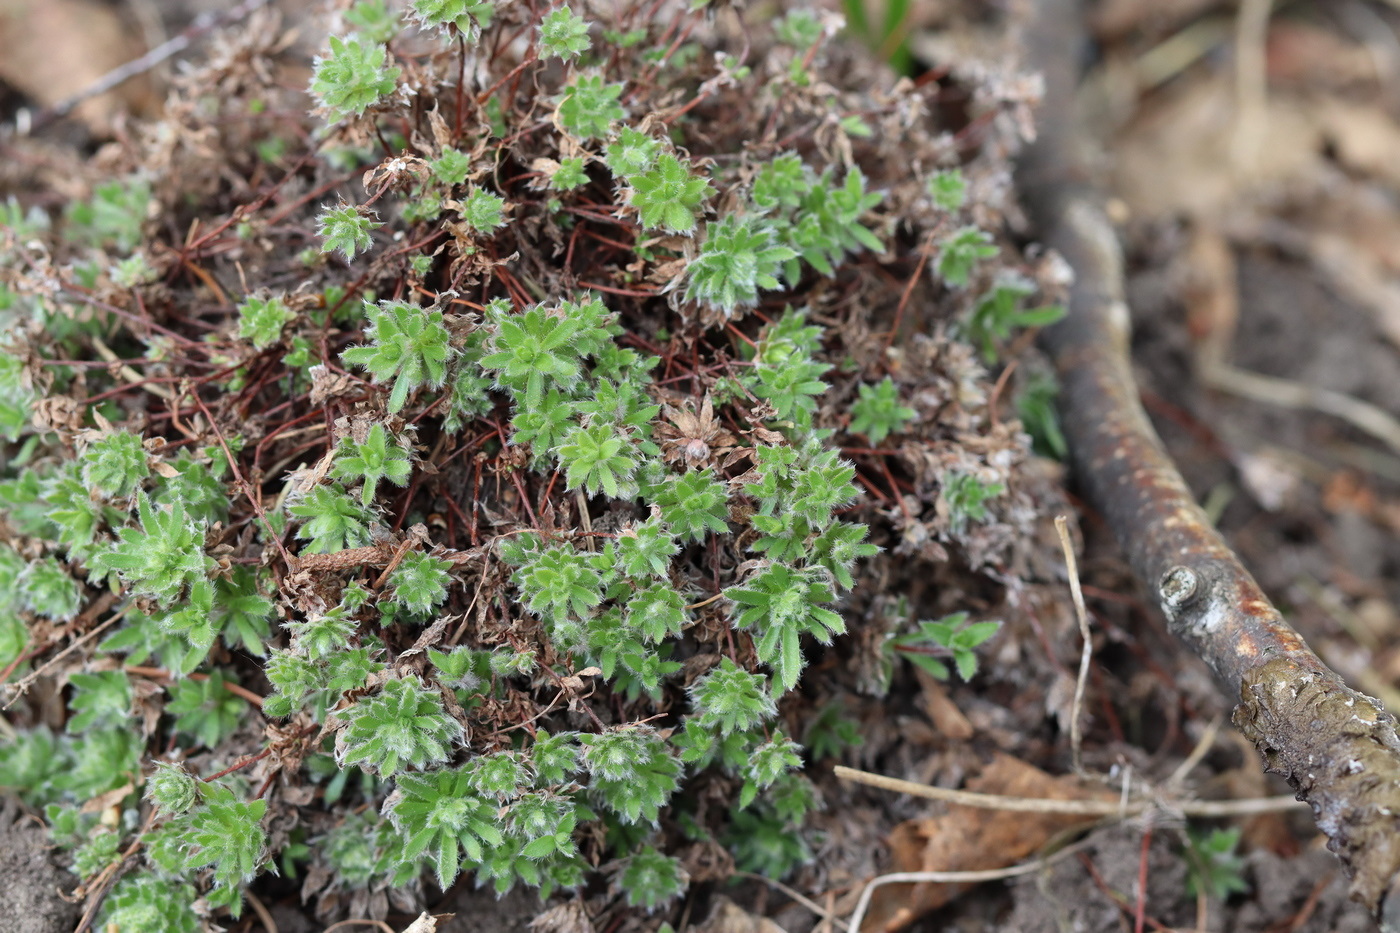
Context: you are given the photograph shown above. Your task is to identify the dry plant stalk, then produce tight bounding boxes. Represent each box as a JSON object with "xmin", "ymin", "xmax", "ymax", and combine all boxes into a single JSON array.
[{"xmin": 1018, "ymin": 0, "xmax": 1400, "ymax": 926}]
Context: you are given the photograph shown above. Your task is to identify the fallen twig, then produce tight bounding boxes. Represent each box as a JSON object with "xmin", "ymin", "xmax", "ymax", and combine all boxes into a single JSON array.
[
  {"xmin": 1018, "ymin": 0, "xmax": 1400, "ymax": 926},
  {"xmin": 2, "ymin": 604, "xmax": 126, "ymax": 708},
  {"xmin": 1202, "ymin": 363, "xmax": 1400, "ymax": 457},
  {"xmin": 18, "ymin": 0, "xmax": 271, "ymax": 135},
  {"xmin": 72, "ymin": 807, "xmax": 159, "ymax": 933}
]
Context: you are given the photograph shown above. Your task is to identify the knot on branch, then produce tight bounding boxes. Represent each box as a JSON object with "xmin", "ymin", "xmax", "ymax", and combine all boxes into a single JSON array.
[{"xmin": 1157, "ymin": 565, "xmax": 1200, "ymax": 612}]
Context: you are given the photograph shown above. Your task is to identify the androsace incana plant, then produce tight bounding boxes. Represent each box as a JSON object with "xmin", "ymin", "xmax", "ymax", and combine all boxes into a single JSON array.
[{"xmin": 0, "ymin": 0, "xmax": 1054, "ymax": 927}]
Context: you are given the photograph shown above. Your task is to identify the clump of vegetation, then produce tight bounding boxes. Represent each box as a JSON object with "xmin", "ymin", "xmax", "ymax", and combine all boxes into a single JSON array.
[
  {"xmin": 1184, "ymin": 825, "xmax": 1250, "ymax": 902},
  {"xmin": 0, "ymin": 0, "xmax": 1063, "ymax": 926}
]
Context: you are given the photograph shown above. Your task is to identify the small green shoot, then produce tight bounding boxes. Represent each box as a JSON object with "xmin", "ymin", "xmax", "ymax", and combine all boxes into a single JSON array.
[
  {"xmin": 331, "ymin": 424, "xmax": 414, "ymax": 506},
  {"xmin": 341, "ymin": 299, "xmax": 453, "ymax": 413},
  {"xmin": 317, "ymin": 204, "xmax": 381, "ymax": 263},
  {"xmin": 539, "ymin": 7, "xmax": 590, "ymax": 60},
  {"xmin": 890, "ymin": 611, "xmax": 1000, "ymax": 681},
  {"xmin": 1184, "ymin": 826, "xmax": 1250, "ymax": 901},
  {"xmin": 848, "ymin": 376, "xmax": 916, "ymax": 444},
  {"xmin": 310, "ymin": 34, "xmax": 401, "ymax": 122}
]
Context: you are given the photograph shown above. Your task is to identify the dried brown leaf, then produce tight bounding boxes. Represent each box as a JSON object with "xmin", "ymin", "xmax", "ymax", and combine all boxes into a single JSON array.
[{"xmin": 862, "ymin": 753, "xmax": 1108, "ymax": 931}]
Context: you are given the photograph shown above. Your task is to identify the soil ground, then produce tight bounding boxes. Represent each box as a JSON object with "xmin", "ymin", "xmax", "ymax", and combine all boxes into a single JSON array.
[{"xmin": 0, "ymin": 798, "xmax": 82, "ymax": 933}]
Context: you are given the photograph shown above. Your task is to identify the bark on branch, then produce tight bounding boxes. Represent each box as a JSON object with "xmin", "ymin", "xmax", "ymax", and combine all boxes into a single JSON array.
[{"xmin": 1016, "ymin": 1, "xmax": 1400, "ymax": 926}]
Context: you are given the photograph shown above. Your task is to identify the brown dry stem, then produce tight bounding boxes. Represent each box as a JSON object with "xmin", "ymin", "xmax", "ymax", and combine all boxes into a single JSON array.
[
  {"xmin": 834, "ymin": 765, "xmax": 1302, "ymax": 818},
  {"xmin": 1018, "ymin": 0, "xmax": 1400, "ymax": 926}
]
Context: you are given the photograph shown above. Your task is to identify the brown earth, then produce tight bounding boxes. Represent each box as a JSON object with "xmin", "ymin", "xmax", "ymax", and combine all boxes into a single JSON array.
[{"xmin": 0, "ymin": 797, "xmax": 81, "ymax": 933}]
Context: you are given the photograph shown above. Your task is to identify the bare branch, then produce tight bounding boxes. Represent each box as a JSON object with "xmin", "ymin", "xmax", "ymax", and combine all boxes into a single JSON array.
[{"xmin": 1017, "ymin": 1, "xmax": 1400, "ymax": 927}]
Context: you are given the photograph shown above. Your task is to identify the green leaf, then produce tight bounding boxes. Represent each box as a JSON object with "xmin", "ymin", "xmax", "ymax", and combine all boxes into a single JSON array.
[
  {"xmin": 893, "ymin": 613, "xmax": 999, "ymax": 682},
  {"xmin": 167, "ymin": 672, "xmax": 245, "ymax": 748},
  {"xmin": 97, "ymin": 875, "xmax": 199, "ymax": 933},
  {"xmin": 170, "ymin": 780, "xmax": 269, "ymax": 903},
  {"xmin": 690, "ymin": 659, "xmax": 775, "ymax": 736},
  {"xmin": 330, "ymin": 424, "xmax": 414, "ymax": 506},
  {"xmin": 341, "ymin": 299, "xmax": 453, "ymax": 413},
  {"xmin": 726, "ymin": 563, "xmax": 845, "ymax": 693},
  {"xmin": 953, "ymin": 649, "xmax": 978, "ymax": 682},
  {"xmin": 512, "ymin": 544, "xmax": 603, "ymax": 631},
  {"xmin": 387, "ymin": 551, "xmax": 453, "ymax": 617},
  {"xmin": 539, "ymin": 7, "xmax": 590, "ymax": 60},
  {"xmin": 310, "ymin": 34, "xmax": 400, "ymax": 122},
  {"xmin": 82, "ymin": 430, "xmax": 149, "ymax": 498},
  {"xmin": 651, "ymin": 468, "xmax": 729, "ymax": 542},
  {"xmin": 237, "ymin": 293, "xmax": 296, "ymax": 349},
  {"xmin": 213, "ymin": 568, "xmax": 274, "ymax": 656},
  {"xmin": 549, "ymin": 156, "xmax": 589, "ymax": 191},
  {"xmin": 1016, "ymin": 369, "xmax": 1067, "ymax": 460},
  {"xmin": 383, "ymin": 767, "xmax": 503, "ymax": 889},
  {"xmin": 336, "ymin": 676, "xmax": 463, "ymax": 776},
  {"xmin": 581, "ymin": 728, "xmax": 680, "ymax": 824},
  {"xmin": 317, "ymin": 204, "xmax": 381, "ymax": 262},
  {"xmin": 753, "ymin": 153, "xmax": 812, "ymax": 212},
  {"xmin": 605, "ymin": 128, "xmax": 661, "ymax": 176},
  {"xmin": 19, "ymin": 557, "xmax": 82, "ymax": 620},
  {"xmin": 522, "ymin": 834, "xmax": 558, "ymax": 859},
  {"xmin": 557, "ymin": 75, "xmax": 625, "ymax": 139},
  {"xmin": 951, "ymin": 620, "xmax": 1002, "ymax": 649},
  {"xmin": 849, "ymin": 376, "xmax": 916, "ymax": 444},
  {"xmin": 289, "ymin": 483, "xmax": 376, "ymax": 553},
  {"xmin": 67, "ymin": 671, "xmax": 131, "ymax": 732},
  {"xmin": 458, "ymin": 187, "xmax": 509, "ymax": 233},
  {"xmin": 927, "ymin": 169, "xmax": 967, "ymax": 212},
  {"xmin": 345, "ymin": 0, "xmax": 401, "ymax": 43},
  {"xmin": 1184, "ymin": 826, "xmax": 1249, "ymax": 900},
  {"xmin": 943, "ymin": 472, "xmax": 1004, "ymax": 533},
  {"xmin": 620, "ymin": 846, "xmax": 688, "ymax": 910},
  {"xmin": 412, "ymin": 0, "xmax": 493, "ymax": 39},
  {"xmin": 685, "ymin": 215, "xmax": 795, "ymax": 313},
  {"xmin": 627, "ymin": 154, "xmax": 712, "ymax": 234},
  {"xmin": 65, "ymin": 175, "xmax": 150, "ymax": 254},
  {"xmin": 556, "ymin": 422, "xmax": 639, "ymax": 499},
  {"xmin": 936, "ymin": 226, "xmax": 997, "ymax": 289},
  {"xmin": 479, "ymin": 299, "xmax": 592, "ymax": 408},
  {"xmin": 431, "ymin": 147, "xmax": 472, "ymax": 186},
  {"xmin": 90, "ymin": 494, "xmax": 213, "ymax": 607}
]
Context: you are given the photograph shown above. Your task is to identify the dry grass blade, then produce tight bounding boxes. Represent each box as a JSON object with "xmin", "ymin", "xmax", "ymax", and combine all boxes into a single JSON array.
[
  {"xmin": 322, "ymin": 920, "xmax": 396, "ymax": 933},
  {"xmin": 844, "ymin": 840, "xmax": 1095, "ymax": 933},
  {"xmin": 1054, "ymin": 515, "xmax": 1093, "ymax": 776},
  {"xmin": 732, "ymin": 871, "xmax": 850, "ymax": 931},
  {"xmin": 2, "ymin": 607, "xmax": 126, "ymax": 709},
  {"xmin": 244, "ymin": 889, "xmax": 278, "ymax": 933}
]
